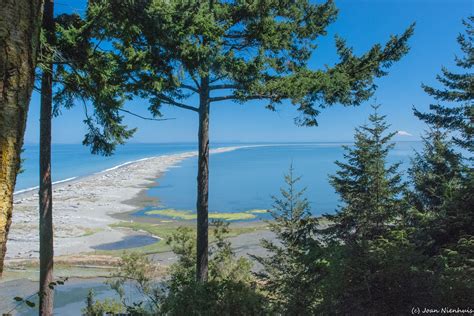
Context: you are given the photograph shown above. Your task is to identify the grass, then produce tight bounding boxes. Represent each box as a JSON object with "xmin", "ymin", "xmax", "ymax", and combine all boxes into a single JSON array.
[{"xmin": 145, "ymin": 208, "xmax": 258, "ymax": 221}]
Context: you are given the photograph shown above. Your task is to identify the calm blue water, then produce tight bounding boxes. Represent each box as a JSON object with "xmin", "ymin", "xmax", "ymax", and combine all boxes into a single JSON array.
[
  {"xmin": 142, "ymin": 142, "xmax": 422, "ymax": 216},
  {"xmin": 17, "ymin": 142, "xmax": 422, "ymax": 216},
  {"xmin": 16, "ymin": 143, "xmax": 199, "ymax": 191}
]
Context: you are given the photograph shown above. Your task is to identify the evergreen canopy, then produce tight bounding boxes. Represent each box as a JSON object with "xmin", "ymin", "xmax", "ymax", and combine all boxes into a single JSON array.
[
  {"xmin": 328, "ymin": 104, "xmax": 407, "ymax": 242},
  {"xmin": 415, "ymin": 16, "xmax": 473, "ymax": 152},
  {"xmin": 88, "ymin": 0, "xmax": 414, "ymax": 124},
  {"xmin": 49, "ymin": 12, "xmax": 138, "ymax": 155}
]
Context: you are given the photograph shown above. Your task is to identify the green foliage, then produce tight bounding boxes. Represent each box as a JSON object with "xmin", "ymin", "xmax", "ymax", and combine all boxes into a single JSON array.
[
  {"xmin": 320, "ymin": 231, "xmax": 432, "ymax": 315},
  {"xmin": 406, "ymin": 129, "xmax": 469, "ymax": 253},
  {"xmin": 433, "ymin": 236, "xmax": 474, "ymax": 306},
  {"xmin": 316, "ymin": 105, "xmax": 431, "ymax": 314},
  {"xmin": 87, "ymin": 0, "xmax": 413, "ymax": 125},
  {"xmin": 82, "ymin": 289, "xmax": 124, "ymax": 316},
  {"xmin": 161, "ymin": 221, "xmax": 266, "ymax": 315},
  {"xmin": 406, "ymin": 17, "xmax": 474, "ymax": 306},
  {"xmin": 105, "ymin": 252, "xmax": 163, "ymax": 315},
  {"xmin": 327, "ymin": 104, "xmax": 407, "ymax": 242},
  {"xmin": 38, "ymin": 10, "xmax": 136, "ymax": 156},
  {"xmin": 414, "ymin": 16, "xmax": 473, "ymax": 152},
  {"xmin": 253, "ymin": 166, "xmax": 325, "ymax": 315},
  {"xmin": 97, "ymin": 222, "xmax": 265, "ymax": 315}
]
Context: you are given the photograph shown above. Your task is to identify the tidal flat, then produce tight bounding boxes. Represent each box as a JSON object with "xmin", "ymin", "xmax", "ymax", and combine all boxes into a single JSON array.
[{"xmin": 1, "ymin": 146, "xmax": 274, "ymax": 314}]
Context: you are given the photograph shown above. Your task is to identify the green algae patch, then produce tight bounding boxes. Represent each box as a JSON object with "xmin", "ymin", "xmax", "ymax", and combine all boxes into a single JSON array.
[
  {"xmin": 209, "ymin": 212, "xmax": 256, "ymax": 221},
  {"xmin": 248, "ymin": 209, "xmax": 269, "ymax": 214},
  {"xmin": 145, "ymin": 209, "xmax": 257, "ymax": 221},
  {"xmin": 145, "ymin": 209, "xmax": 196, "ymax": 220}
]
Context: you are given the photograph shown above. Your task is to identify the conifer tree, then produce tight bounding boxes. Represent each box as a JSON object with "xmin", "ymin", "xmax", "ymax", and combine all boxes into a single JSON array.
[
  {"xmin": 320, "ymin": 105, "xmax": 425, "ymax": 314},
  {"xmin": 407, "ymin": 128, "xmax": 473, "ymax": 305},
  {"xmin": 253, "ymin": 166, "xmax": 324, "ymax": 315},
  {"xmin": 36, "ymin": 6, "xmax": 159, "ymax": 311},
  {"xmin": 407, "ymin": 129, "xmax": 466, "ymax": 252},
  {"xmin": 38, "ymin": 1, "xmax": 55, "ymax": 313},
  {"xmin": 414, "ymin": 16, "xmax": 473, "ymax": 153},
  {"xmin": 88, "ymin": 0, "xmax": 414, "ymax": 281},
  {"xmin": 409, "ymin": 18, "xmax": 473, "ymax": 240},
  {"xmin": 408, "ymin": 17, "xmax": 473, "ymax": 305},
  {"xmin": 327, "ymin": 104, "xmax": 406, "ymax": 242}
]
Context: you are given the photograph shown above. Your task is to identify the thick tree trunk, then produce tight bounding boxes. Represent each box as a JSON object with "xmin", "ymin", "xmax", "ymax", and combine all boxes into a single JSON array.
[
  {"xmin": 0, "ymin": 0, "xmax": 43, "ymax": 276},
  {"xmin": 39, "ymin": 0, "xmax": 54, "ymax": 314},
  {"xmin": 196, "ymin": 76, "xmax": 210, "ymax": 282}
]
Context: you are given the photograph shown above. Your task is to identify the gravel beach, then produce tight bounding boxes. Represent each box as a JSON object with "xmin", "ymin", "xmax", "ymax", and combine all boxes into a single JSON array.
[{"xmin": 6, "ymin": 146, "xmax": 250, "ymax": 261}]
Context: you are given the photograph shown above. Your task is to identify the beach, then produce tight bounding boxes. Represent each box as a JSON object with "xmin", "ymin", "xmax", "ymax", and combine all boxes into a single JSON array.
[
  {"xmin": 1, "ymin": 145, "xmax": 278, "ymax": 312},
  {"xmin": 6, "ymin": 146, "xmax": 255, "ymax": 262},
  {"xmin": 0, "ymin": 142, "xmax": 418, "ymax": 312}
]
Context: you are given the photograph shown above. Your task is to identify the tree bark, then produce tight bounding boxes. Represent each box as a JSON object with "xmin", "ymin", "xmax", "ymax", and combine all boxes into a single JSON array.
[
  {"xmin": 0, "ymin": 0, "xmax": 43, "ymax": 277},
  {"xmin": 196, "ymin": 75, "xmax": 210, "ymax": 282},
  {"xmin": 39, "ymin": 0, "xmax": 54, "ymax": 314}
]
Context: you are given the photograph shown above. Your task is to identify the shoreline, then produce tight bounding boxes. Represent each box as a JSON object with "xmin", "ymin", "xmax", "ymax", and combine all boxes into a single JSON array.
[
  {"xmin": 6, "ymin": 145, "xmax": 256, "ymax": 262},
  {"xmin": 12, "ymin": 141, "xmax": 364, "ymax": 195}
]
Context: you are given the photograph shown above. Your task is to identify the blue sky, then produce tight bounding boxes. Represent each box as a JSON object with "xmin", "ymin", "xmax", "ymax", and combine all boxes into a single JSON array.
[{"xmin": 24, "ymin": 0, "xmax": 472, "ymax": 144}]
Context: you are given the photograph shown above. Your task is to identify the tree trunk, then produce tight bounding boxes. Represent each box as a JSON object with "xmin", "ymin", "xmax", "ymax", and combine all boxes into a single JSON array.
[
  {"xmin": 0, "ymin": 0, "xmax": 43, "ymax": 277},
  {"xmin": 39, "ymin": 0, "xmax": 54, "ymax": 314},
  {"xmin": 196, "ymin": 76, "xmax": 210, "ymax": 282}
]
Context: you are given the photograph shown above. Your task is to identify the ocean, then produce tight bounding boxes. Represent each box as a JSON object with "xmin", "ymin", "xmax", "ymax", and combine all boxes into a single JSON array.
[
  {"xmin": 8, "ymin": 141, "xmax": 423, "ymax": 314},
  {"xmin": 16, "ymin": 142, "xmax": 422, "ymax": 215},
  {"xmin": 15, "ymin": 143, "xmax": 199, "ymax": 192}
]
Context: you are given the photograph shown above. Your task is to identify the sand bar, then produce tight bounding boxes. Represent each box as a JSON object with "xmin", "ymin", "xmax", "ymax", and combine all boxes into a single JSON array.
[{"xmin": 6, "ymin": 146, "xmax": 253, "ymax": 261}]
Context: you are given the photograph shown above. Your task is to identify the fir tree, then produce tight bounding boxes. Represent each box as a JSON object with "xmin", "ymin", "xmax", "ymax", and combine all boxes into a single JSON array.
[
  {"xmin": 327, "ymin": 104, "xmax": 406, "ymax": 242},
  {"xmin": 407, "ymin": 129, "xmax": 466, "ymax": 252},
  {"xmin": 407, "ymin": 18, "xmax": 474, "ymax": 305},
  {"xmin": 407, "ymin": 128, "xmax": 473, "ymax": 306},
  {"xmin": 253, "ymin": 166, "xmax": 324, "ymax": 315},
  {"xmin": 35, "ymin": 7, "xmax": 153, "ymax": 311},
  {"xmin": 320, "ymin": 105, "xmax": 427, "ymax": 314},
  {"xmin": 414, "ymin": 16, "xmax": 473, "ymax": 153},
  {"xmin": 87, "ymin": 0, "xmax": 414, "ymax": 281}
]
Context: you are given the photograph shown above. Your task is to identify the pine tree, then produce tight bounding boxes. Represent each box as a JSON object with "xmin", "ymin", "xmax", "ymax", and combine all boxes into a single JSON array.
[
  {"xmin": 407, "ymin": 128, "xmax": 473, "ymax": 305},
  {"xmin": 327, "ymin": 104, "xmax": 406, "ymax": 243},
  {"xmin": 414, "ymin": 16, "xmax": 473, "ymax": 153},
  {"xmin": 52, "ymin": 11, "xmax": 138, "ymax": 155},
  {"xmin": 407, "ymin": 129, "xmax": 466, "ymax": 252},
  {"xmin": 408, "ymin": 17, "xmax": 474, "ymax": 305},
  {"xmin": 35, "ymin": 6, "xmax": 146, "ymax": 311},
  {"xmin": 87, "ymin": 0, "xmax": 414, "ymax": 281},
  {"xmin": 253, "ymin": 166, "xmax": 324, "ymax": 315},
  {"xmin": 38, "ymin": 1, "xmax": 55, "ymax": 313},
  {"xmin": 320, "ymin": 105, "xmax": 426, "ymax": 314},
  {"xmin": 409, "ymin": 18, "xmax": 473, "ymax": 244}
]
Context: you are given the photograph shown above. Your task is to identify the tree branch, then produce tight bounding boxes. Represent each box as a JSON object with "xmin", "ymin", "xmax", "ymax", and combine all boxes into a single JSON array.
[
  {"xmin": 180, "ymin": 84, "xmax": 199, "ymax": 94},
  {"xmin": 191, "ymin": 75, "xmax": 200, "ymax": 89},
  {"xmin": 118, "ymin": 108, "xmax": 176, "ymax": 121},
  {"xmin": 155, "ymin": 94, "xmax": 199, "ymax": 112},
  {"xmin": 209, "ymin": 84, "xmax": 238, "ymax": 90},
  {"xmin": 209, "ymin": 94, "xmax": 269, "ymax": 103}
]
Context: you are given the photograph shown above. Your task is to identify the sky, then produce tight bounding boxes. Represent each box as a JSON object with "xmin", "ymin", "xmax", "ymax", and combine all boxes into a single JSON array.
[{"xmin": 24, "ymin": 0, "xmax": 472, "ymax": 144}]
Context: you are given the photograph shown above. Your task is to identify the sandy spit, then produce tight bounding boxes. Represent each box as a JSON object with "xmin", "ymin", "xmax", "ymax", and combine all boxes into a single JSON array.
[{"xmin": 6, "ymin": 146, "xmax": 256, "ymax": 261}]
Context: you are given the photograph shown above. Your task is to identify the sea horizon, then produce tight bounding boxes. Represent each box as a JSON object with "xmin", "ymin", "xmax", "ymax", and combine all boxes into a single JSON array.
[
  {"xmin": 16, "ymin": 142, "xmax": 423, "ymax": 216},
  {"xmin": 16, "ymin": 141, "xmax": 422, "ymax": 192}
]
